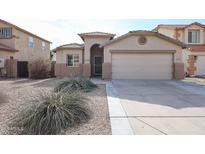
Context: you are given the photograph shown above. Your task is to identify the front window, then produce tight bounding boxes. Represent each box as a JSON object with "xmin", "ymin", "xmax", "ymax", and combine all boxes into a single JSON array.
[
  {"xmin": 41, "ymin": 41, "xmax": 45, "ymax": 50},
  {"xmin": 0, "ymin": 27, "xmax": 12, "ymax": 38},
  {"xmin": 28, "ymin": 36, "xmax": 34, "ymax": 48},
  {"xmin": 67, "ymin": 54, "xmax": 79, "ymax": 67},
  {"xmin": 188, "ymin": 30, "xmax": 200, "ymax": 43}
]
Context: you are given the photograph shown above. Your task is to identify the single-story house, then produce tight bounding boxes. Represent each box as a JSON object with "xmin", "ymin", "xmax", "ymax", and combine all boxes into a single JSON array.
[{"xmin": 54, "ymin": 31, "xmax": 185, "ymax": 80}]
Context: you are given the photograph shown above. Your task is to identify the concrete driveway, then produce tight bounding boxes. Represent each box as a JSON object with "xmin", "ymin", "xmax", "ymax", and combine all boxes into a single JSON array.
[{"xmin": 111, "ymin": 79, "xmax": 205, "ymax": 135}]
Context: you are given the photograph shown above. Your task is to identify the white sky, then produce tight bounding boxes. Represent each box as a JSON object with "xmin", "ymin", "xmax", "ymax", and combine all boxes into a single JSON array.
[
  {"xmin": 5, "ymin": 19, "xmax": 129, "ymax": 49},
  {"xmin": 1, "ymin": 0, "xmax": 205, "ymax": 49}
]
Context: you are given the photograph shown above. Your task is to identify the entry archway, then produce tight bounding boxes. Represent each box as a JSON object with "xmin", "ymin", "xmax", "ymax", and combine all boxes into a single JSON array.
[{"xmin": 90, "ymin": 44, "xmax": 103, "ymax": 77}]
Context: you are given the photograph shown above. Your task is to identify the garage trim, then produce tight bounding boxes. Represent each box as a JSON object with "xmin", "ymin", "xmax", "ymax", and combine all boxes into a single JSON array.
[
  {"xmin": 110, "ymin": 49, "xmax": 176, "ymax": 53},
  {"xmin": 111, "ymin": 51, "xmax": 175, "ymax": 80}
]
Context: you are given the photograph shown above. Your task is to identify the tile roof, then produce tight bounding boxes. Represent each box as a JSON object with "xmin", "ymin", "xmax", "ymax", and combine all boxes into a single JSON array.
[
  {"xmin": 0, "ymin": 42, "xmax": 18, "ymax": 52},
  {"xmin": 0, "ymin": 19, "xmax": 52, "ymax": 43},
  {"xmin": 100, "ymin": 30, "xmax": 185, "ymax": 47},
  {"xmin": 58, "ymin": 43, "xmax": 84, "ymax": 48},
  {"xmin": 153, "ymin": 22, "xmax": 205, "ymax": 31},
  {"xmin": 187, "ymin": 44, "xmax": 205, "ymax": 52},
  {"xmin": 53, "ymin": 43, "xmax": 84, "ymax": 52},
  {"xmin": 78, "ymin": 31, "xmax": 115, "ymax": 41},
  {"xmin": 79, "ymin": 31, "xmax": 115, "ymax": 36}
]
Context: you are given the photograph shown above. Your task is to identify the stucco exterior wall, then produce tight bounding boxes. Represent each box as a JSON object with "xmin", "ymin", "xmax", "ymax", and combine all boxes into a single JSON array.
[
  {"xmin": 184, "ymin": 25, "xmax": 205, "ymax": 44},
  {"xmin": 55, "ymin": 63, "xmax": 83, "ymax": 77},
  {"xmin": 56, "ymin": 49, "xmax": 83, "ymax": 64},
  {"xmin": 182, "ymin": 49, "xmax": 190, "ymax": 74},
  {"xmin": 158, "ymin": 28, "xmax": 176, "ymax": 39},
  {"xmin": 0, "ymin": 21, "xmax": 50, "ymax": 62},
  {"xmin": 0, "ymin": 50, "xmax": 15, "ymax": 59},
  {"xmin": 13, "ymin": 28, "xmax": 50, "ymax": 61},
  {"xmin": 55, "ymin": 49, "xmax": 83, "ymax": 77},
  {"xmin": 83, "ymin": 36, "xmax": 110, "ymax": 64},
  {"xmin": 0, "ymin": 22, "xmax": 15, "ymax": 48},
  {"xmin": 104, "ymin": 35, "xmax": 183, "ymax": 63},
  {"xmin": 187, "ymin": 51, "xmax": 205, "ymax": 76},
  {"xmin": 158, "ymin": 25, "xmax": 205, "ymax": 44}
]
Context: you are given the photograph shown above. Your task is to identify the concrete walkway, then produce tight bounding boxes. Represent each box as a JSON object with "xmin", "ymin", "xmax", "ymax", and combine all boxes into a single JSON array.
[
  {"xmin": 106, "ymin": 82, "xmax": 134, "ymax": 135},
  {"xmin": 92, "ymin": 78, "xmax": 134, "ymax": 135}
]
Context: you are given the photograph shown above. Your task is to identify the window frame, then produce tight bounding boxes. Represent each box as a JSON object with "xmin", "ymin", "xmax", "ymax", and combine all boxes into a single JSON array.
[
  {"xmin": 28, "ymin": 36, "xmax": 34, "ymax": 48},
  {"xmin": 66, "ymin": 54, "xmax": 79, "ymax": 67},
  {"xmin": 41, "ymin": 41, "xmax": 46, "ymax": 50},
  {"xmin": 0, "ymin": 27, "xmax": 12, "ymax": 39},
  {"xmin": 188, "ymin": 29, "xmax": 200, "ymax": 44}
]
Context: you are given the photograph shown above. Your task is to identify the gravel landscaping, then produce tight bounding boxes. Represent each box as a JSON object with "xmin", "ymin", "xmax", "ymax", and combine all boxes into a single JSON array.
[{"xmin": 0, "ymin": 78, "xmax": 111, "ymax": 135}]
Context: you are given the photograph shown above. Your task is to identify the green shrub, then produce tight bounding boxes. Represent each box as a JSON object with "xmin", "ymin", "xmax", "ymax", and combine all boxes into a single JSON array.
[
  {"xmin": 13, "ymin": 91, "xmax": 91, "ymax": 135},
  {"xmin": 28, "ymin": 59, "xmax": 51, "ymax": 79},
  {"xmin": 54, "ymin": 76, "xmax": 97, "ymax": 93}
]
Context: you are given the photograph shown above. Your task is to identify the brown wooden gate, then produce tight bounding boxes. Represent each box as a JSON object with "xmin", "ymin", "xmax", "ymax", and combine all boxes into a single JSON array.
[
  {"xmin": 5, "ymin": 59, "xmax": 17, "ymax": 78},
  {"xmin": 17, "ymin": 61, "xmax": 28, "ymax": 78}
]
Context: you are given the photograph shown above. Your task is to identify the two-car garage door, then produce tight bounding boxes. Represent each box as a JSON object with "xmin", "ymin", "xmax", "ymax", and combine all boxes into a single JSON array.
[{"xmin": 112, "ymin": 53, "xmax": 173, "ymax": 79}]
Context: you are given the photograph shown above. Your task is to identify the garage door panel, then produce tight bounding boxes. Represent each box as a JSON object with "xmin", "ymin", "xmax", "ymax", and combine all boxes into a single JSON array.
[
  {"xmin": 196, "ymin": 56, "xmax": 205, "ymax": 75},
  {"xmin": 112, "ymin": 53, "xmax": 173, "ymax": 80}
]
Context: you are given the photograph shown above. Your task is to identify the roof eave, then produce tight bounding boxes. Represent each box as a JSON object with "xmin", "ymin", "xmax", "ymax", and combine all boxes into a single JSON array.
[
  {"xmin": 101, "ymin": 31, "xmax": 185, "ymax": 48},
  {"xmin": 78, "ymin": 33, "xmax": 115, "ymax": 42},
  {"xmin": 0, "ymin": 19, "xmax": 52, "ymax": 43},
  {"xmin": 0, "ymin": 48, "xmax": 18, "ymax": 52}
]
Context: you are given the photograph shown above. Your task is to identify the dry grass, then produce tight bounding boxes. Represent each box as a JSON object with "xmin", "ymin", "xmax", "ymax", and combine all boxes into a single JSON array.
[{"xmin": 28, "ymin": 59, "xmax": 51, "ymax": 79}]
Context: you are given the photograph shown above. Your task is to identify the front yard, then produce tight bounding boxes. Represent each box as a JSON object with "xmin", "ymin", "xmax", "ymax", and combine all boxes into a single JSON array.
[{"xmin": 0, "ymin": 78, "xmax": 111, "ymax": 135}]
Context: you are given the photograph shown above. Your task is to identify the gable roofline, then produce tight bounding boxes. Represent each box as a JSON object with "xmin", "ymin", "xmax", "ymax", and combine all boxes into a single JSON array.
[
  {"xmin": 183, "ymin": 22, "xmax": 205, "ymax": 29},
  {"xmin": 153, "ymin": 22, "xmax": 205, "ymax": 31},
  {"xmin": 0, "ymin": 19, "xmax": 52, "ymax": 43},
  {"xmin": 53, "ymin": 43, "xmax": 84, "ymax": 52},
  {"xmin": 100, "ymin": 30, "xmax": 185, "ymax": 48},
  {"xmin": 0, "ymin": 42, "xmax": 18, "ymax": 52},
  {"xmin": 78, "ymin": 31, "xmax": 115, "ymax": 41}
]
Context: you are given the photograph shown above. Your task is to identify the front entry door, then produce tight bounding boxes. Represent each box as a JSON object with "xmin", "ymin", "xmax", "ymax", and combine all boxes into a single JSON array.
[{"xmin": 94, "ymin": 56, "xmax": 103, "ymax": 76}]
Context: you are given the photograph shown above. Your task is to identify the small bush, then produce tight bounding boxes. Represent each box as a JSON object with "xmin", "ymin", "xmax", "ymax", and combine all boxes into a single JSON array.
[
  {"xmin": 54, "ymin": 76, "xmax": 97, "ymax": 93},
  {"xmin": 28, "ymin": 59, "xmax": 51, "ymax": 79},
  {"xmin": 13, "ymin": 91, "xmax": 91, "ymax": 135},
  {"xmin": 0, "ymin": 92, "xmax": 8, "ymax": 105}
]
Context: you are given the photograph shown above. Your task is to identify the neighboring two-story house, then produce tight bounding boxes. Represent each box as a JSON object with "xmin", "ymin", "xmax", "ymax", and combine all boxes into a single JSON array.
[
  {"xmin": 153, "ymin": 22, "xmax": 205, "ymax": 76},
  {"xmin": 0, "ymin": 19, "xmax": 51, "ymax": 78}
]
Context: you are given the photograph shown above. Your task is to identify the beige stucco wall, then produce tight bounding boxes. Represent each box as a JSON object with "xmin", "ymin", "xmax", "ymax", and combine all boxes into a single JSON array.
[
  {"xmin": 182, "ymin": 49, "xmax": 190, "ymax": 74},
  {"xmin": 158, "ymin": 28, "xmax": 185, "ymax": 42},
  {"xmin": 0, "ymin": 22, "xmax": 15, "ymax": 48},
  {"xmin": 56, "ymin": 48, "xmax": 83, "ymax": 64},
  {"xmin": 158, "ymin": 25, "xmax": 205, "ymax": 44},
  {"xmin": 104, "ymin": 35, "xmax": 183, "ymax": 63},
  {"xmin": 0, "ymin": 50, "xmax": 15, "ymax": 60},
  {"xmin": 184, "ymin": 25, "xmax": 205, "ymax": 44},
  {"xmin": 0, "ymin": 21, "xmax": 50, "ymax": 61},
  {"xmin": 13, "ymin": 28, "xmax": 50, "ymax": 61},
  {"xmin": 158, "ymin": 28, "xmax": 176, "ymax": 39},
  {"xmin": 83, "ymin": 36, "xmax": 111, "ymax": 64}
]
